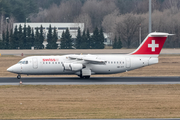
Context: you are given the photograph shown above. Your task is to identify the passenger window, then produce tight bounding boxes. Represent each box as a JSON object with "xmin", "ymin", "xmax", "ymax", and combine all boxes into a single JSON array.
[
  {"xmin": 49, "ymin": 62, "xmax": 50, "ymax": 64},
  {"xmin": 52, "ymin": 62, "xmax": 54, "ymax": 64},
  {"xmin": 114, "ymin": 62, "xmax": 116, "ymax": 64},
  {"xmin": 58, "ymin": 62, "xmax": 60, "ymax": 64},
  {"xmin": 46, "ymin": 62, "xmax": 48, "ymax": 64},
  {"xmin": 111, "ymin": 62, "xmax": 113, "ymax": 64},
  {"xmin": 26, "ymin": 61, "xmax": 28, "ymax": 64}
]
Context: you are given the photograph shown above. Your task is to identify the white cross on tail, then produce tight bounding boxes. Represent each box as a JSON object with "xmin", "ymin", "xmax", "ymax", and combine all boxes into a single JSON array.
[{"xmin": 148, "ymin": 40, "xmax": 159, "ymax": 52}]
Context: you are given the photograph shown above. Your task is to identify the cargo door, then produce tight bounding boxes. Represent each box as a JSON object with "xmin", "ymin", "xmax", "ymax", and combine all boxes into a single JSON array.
[{"xmin": 126, "ymin": 58, "xmax": 131, "ymax": 68}]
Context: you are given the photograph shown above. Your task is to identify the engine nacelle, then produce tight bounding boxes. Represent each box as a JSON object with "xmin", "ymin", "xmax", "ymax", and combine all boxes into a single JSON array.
[{"xmin": 63, "ymin": 63, "xmax": 83, "ymax": 71}]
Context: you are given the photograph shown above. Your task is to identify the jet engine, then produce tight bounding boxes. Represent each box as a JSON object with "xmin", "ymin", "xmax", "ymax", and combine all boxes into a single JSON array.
[{"xmin": 63, "ymin": 63, "xmax": 83, "ymax": 71}]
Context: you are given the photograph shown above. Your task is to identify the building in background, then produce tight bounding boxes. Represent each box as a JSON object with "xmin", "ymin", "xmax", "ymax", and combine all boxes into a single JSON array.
[
  {"xmin": 13, "ymin": 23, "xmax": 112, "ymax": 48},
  {"xmin": 103, "ymin": 33, "xmax": 112, "ymax": 46},
  {"xmin": 90, "ymin": 33, "xmax": 112, "ymax": 46},
  {"xmin": 13, "ymin": 23, "xmax": 84, "ymax": 48}
]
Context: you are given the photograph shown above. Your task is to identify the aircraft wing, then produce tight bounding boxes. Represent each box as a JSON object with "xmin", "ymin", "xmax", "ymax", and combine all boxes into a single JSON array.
[
  {"xmin": 68, "ymin": 56, "xmax": 84, "ymax": 60},
  {"xmin": 68, "ymin": 55, "xmax": 106, "ymax": 64},
  {"xmin": 83, "ymin": 58, "xmax": 106, "ymax": 64}
]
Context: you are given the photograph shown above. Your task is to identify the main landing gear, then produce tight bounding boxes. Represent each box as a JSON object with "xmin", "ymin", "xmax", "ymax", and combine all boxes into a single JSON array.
[
  {"xmin": 79, "ymin": 75, "xmax": 90, "ymax": 79},
  {"xmin": 17, "ymin": 74, "xmax": 21, "ymax": 79},
  {"xmin": 84, "ymin": 76, "xmax": 90, "ymax": 79}
]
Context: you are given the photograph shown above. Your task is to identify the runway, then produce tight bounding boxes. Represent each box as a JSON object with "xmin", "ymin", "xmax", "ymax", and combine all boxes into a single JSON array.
[
  {"xmin": 0, "ymin": 77, "xmax": 180, "ymax": 85},
  {"xmin": 22, "ymin": 118, "xmax": 180, "ymax": 120}
]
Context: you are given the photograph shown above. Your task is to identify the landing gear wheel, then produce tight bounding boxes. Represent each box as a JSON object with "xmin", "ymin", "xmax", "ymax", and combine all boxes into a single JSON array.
[
  {"xmin": 84, "ymin": 76, "xmax": 90, "ymax": 79},
  {"xmin": 17, "ymin": 74, "xmax": 21, "ymax": 79},
  {"xmin": 78, "ymin": 75, "xmax": 90, "ymax": 79},
  {"xmin": 79, "ymin": 75, "xmax": 83, "ymax": 79}
]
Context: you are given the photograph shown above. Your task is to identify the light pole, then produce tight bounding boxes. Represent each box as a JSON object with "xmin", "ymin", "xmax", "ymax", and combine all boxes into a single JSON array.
[
  {"xmin": 25, "ymin": 18, "xmax": 28, "ymax": 26},
  {"xmin": 6, "ymin": 17, "xmax": 9, "ymax": 24},
  {"xmin": 139, "ymin": 24, "xmax": 141, "ymax": 45},
  {"xmin": 6, "ymin": 17, "xmax": 9, "ymax": 30},
  {"xmin": 0, "ymin": 12, "xmax": 4, "ymax": 40},
  {"xmin": 149, "ymin": 0, "xmax": 152, "ymax": 33}
]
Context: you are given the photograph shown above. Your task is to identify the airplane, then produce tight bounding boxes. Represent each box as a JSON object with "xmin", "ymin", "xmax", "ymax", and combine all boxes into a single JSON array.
[{"xmin": 7, "ymin": 32, "xmax": 173, "ymax": 79}]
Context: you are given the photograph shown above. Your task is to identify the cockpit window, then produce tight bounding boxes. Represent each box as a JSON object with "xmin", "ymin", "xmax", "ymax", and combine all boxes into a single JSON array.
[
  {"xmin": 18, "ymin": 61, "xmax": 22, "ymax": 64},
  {"xmin": 18, "ymin": 61, "xmax": 28, "ymax": 64}
]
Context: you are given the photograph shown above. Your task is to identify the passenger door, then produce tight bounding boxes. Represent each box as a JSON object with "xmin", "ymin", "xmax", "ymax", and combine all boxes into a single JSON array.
[{"xmin": 32, "ymin": 58, "xmax": 38, "ymax": 69}]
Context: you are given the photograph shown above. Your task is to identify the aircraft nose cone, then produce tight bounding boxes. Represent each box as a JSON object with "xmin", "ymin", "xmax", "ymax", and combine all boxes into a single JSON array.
[{"xmin": 7, "ymin": 67, "xmax": 13, "ymax": 72}]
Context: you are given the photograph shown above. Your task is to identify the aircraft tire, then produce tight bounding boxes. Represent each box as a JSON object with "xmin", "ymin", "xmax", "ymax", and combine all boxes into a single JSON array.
[
  {"xmin": 78, "ymin": 74, "xmax": 90, "ymax": 79},
  {"xmin": 84, "ymin": 76, "xmax": 90, "ymax": 79},
  {"xmin": 17, "ymin": 75, "xmax": 21, "ymax": 79},
  {"xmin": 78, "ymin": 74, "xmax": 83, "ymax": 78}
]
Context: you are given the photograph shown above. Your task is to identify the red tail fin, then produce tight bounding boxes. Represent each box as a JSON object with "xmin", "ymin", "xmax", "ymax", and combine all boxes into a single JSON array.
[{"xmin": 131, "ymin": 32, "xmax": 173, "ymax": 56}]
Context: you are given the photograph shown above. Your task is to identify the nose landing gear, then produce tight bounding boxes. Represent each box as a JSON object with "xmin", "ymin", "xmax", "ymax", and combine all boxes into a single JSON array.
[{"xmin": 17, "ymin": 74, "xmax": 21, "ymax": 79}]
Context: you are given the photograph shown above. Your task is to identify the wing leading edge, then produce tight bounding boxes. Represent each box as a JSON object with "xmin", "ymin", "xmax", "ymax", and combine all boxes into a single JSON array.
[{"xmin": 68, "ymin": 55, "xmax": 106, "ymax": 64}]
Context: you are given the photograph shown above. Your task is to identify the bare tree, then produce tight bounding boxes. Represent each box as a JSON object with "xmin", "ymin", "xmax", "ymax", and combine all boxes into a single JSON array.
[
  {"xmin": 101, "ymin": 10, "xmax": 120, "ymax": 40},
  {"xmin": 47, "ymin": 4, "xmax": 60, "ymax": 22},
  {"xmin": 162, "ymin": 0, "xmax": 180, "ymax": 10},
  {"xmin": 115, "ymin": 13, "xmax": 145, "ymax": 48},
  {"xmin": 74, "ymin": 14, "xmax": 92, "ymax": 31},
  {"xmin": 0, "ymin": 14, "xmax": 15, "ymax": 37},
  {"xmin": 56, "ymin": 0, "xmax": 82, "ymax": 22},
  {"xmin": 81, "ymin": 0, "xmax": 117, "ymax": 29},
  {"xmin": 30, "ymin": 0, "xmax": 82, "ymax": 23},
  {"xmin": 30, "ymin": 8, "xmax": 48, "ymax": 22},
  {"xmin": 27, "ymin": 0, "xmax": 180, "ymax": 48}
]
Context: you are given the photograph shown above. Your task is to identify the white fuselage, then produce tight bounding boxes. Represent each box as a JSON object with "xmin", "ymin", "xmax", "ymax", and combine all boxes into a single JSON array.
[{"xmin": 7, "ymin": 54, "xmax": 158, "ymax": 75}]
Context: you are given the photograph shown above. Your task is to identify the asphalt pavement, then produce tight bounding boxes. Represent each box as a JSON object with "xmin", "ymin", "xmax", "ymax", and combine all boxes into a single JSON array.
[{"xmin": 0, "ymin": 77, "xmax": 179, "ymax": 85}]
